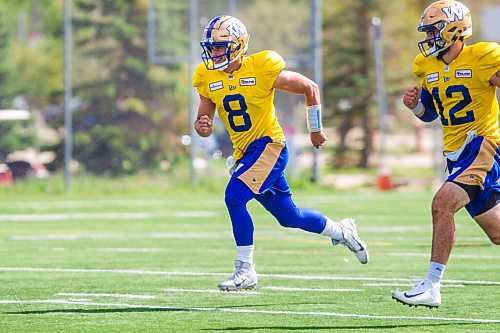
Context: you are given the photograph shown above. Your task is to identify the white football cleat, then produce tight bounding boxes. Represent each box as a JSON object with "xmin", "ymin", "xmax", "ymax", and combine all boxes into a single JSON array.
[
  {"xmin": 218, "ymin": 260, "xmax": 258, "ymax": 291},
  {"xmin": 392, "ymin": 278, "xmax": 441, "ymax": 308},
  {"xmin": 332, "ymin": 218, "xmax": 369, "ymax": 264}
]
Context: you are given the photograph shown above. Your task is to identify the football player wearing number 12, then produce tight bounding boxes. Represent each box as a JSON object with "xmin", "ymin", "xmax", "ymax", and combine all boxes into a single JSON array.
[
  {"xmin": 392, "ymin": 0, "xmax": 500, "ymax": 308},
  {"xmin": 192, "ymin": 15, "xmax": 369, "ymax": 291}
]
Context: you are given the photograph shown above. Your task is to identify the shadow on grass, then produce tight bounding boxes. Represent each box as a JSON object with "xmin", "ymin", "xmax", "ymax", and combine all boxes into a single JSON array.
[
  {"xmin": 6, "ymin": 302, "xmax": 337, "ymax": 315},
  {"xmin": 201, "ymin": 323, "xmax": 485, "ymax": 331},
  {"xmin": 6, "ymin": 307, "xmax": 184, "ymax": 315}
]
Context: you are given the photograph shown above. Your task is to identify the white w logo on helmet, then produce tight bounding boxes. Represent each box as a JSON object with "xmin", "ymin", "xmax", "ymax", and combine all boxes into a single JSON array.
[
  {"xmin": 441, "ymin": 5, "xmax": 464, "ymax": 22},
  {"xmin": 227, "ymin": 22, "xmax": 245, "ymax": 39}
]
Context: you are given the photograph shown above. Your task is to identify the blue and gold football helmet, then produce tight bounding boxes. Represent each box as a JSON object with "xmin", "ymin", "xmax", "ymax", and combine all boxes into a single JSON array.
[
  {"xmin": 417, "ymin": 0, "xmax": 472, "ymax": 57},
  {"xmin": 200, "ymin": 15, "xmax": 249, "ymax": 70}
]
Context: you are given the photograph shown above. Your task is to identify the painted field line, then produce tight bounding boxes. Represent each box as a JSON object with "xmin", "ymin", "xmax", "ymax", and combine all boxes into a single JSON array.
[
  {"xmin": 363, "ymin": 283, "xmax": 465, "ymax": 288},
  {"xmin": 387, "ymin": 252, "xmax": 500, "ymax": 259},
  {"xmin": 1, "ymin": 299, "xmax": 499, "ymax": 323},
  {"xmin": 93, "ymin": 247, "xmax": 499, "ymax": 260},
  {"xmin": 95, "ymin": 248, "xmax": 232, "ymax": 253},
  {"xmin": 0, "ymin": 199, "xmax": 222, "ymax": 209},
  {"xmin": 262, "ymin": 286, "xmax": 363, "ymax": 292},
  {"xmin": 56, "ymin": 293, "xmax": 155, "ymax": 299},
  {"xmin": 12, "ymin": 234, "xmax": 126, "ymax": 241},
  {"xmin": 1, "ymin": 267, "xmax": 499, "ymax": 286},
  {"xmin": 0, "ymin": 211, "xmax": 217, "ymax": 222},
  {"xmin": 0, "ymin": 213, "xmax": 155, "ymax": 221},
  {"xmin": 97, "ymin": 248, "xmax": 167, "ymax": 253},
  {"xmin": 163, "ymin": 288, "xmax": 261, "ymax": 295},
  {"xmin": 362, "ymin": 226, "xmax": 426, "ymax": 232},
  {"xmin": 12, "ymin": 232, "xmax": 229, "ymax": 241}
]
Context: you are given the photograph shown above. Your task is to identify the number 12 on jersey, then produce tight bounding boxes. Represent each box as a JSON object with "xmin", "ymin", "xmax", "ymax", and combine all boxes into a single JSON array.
[{"xmin": 432, "ymin": 84, "xmax": 474, "ymax": 126}]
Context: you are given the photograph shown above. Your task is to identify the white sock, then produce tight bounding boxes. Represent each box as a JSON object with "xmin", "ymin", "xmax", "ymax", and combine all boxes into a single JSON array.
[
  {"xmin": 320, "ymin": 218, "xmax": 344, "ymax": 244},
  {"xmin": 425, "ymin": 261, "xmax": 446, "ymax": 284},
  {"xmin": 237, "ymin": 245, "xmax": 254, "ymax": 264}
]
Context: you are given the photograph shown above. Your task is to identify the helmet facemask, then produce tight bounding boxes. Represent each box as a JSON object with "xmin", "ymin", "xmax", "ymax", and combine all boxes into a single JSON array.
[
  {"xmin": 417, "ymin": 21, "xmax": 449, "ymax": 57},
  {"xmin": 200, "ymin": 39, "xmax": 242, "ymax": 71}
]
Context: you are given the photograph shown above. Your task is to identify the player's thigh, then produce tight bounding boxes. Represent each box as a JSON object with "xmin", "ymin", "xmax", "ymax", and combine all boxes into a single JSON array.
[
  {"xmin": 474, "ymin": 204, "xmax": 500, "ymax": 245},
  {"xmin": 256, "ymin": 173, "xmax": 294, "ymax": 213},
  {"xmin": 432, "ymin": 182, "xmax": 469, "ymax": 214}
]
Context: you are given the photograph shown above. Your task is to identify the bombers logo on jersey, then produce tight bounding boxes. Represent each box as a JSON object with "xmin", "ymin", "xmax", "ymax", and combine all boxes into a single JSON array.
[
  {"xmin": 455, "ymin": 69, "xmax": 472, "ymax": 78},
  {"xmin": 209, "ymin": 81, "xmax": 224, "ymax": 91},
  {"xmin": 239, "ymin": 77, "xmax": 256, "ymax": 86},
  {"xmin": 427, "ymin": 73, "xmax": 439, "ymax": 83}
]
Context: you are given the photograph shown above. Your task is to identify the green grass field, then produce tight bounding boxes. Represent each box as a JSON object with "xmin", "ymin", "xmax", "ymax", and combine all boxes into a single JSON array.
[{"xmin": 0, "ymin": 187, "xmax": 499, "ymax": 332}]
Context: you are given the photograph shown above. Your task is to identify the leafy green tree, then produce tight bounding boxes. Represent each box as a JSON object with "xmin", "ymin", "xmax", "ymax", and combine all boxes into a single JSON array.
[
  {"xmin": 323, "ymin": 0, "xmax": 376, "ymax": 168},
  {"xmin": 71, "ymin": 0, "xmax": 187, "ymax": 175},
  {"xmin": 0, "ymin": 2, "xmax": 37, "ymax": 161}
]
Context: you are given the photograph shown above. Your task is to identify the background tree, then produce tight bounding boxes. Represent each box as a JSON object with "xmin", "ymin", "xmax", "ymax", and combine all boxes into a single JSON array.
[
  {"xmin": 323, "ymin": 0, "xmax": 377, "ymax": 168},
  {"xmin": 70, "ymin": 0, "xmax": 187, "ymax": 175}
]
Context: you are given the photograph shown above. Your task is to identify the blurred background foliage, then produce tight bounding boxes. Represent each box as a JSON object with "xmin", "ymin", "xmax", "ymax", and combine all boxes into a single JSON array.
[{"xmin": 0, "ymin": 0, "xmax": 497, "ymax": 178}]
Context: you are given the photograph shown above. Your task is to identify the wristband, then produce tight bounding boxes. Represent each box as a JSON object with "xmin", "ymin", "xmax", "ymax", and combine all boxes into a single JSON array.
[
  {"xmin": 410, "ymin": 101, "xmax": 424, "ymax": 116},
  {"xmin": 306, "ymin": 104, "xmax": 323, "ymax": 132}
]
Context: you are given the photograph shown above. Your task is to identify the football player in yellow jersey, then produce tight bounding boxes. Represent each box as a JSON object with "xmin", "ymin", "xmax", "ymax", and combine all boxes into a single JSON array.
[
  {"xmin": 192, "ymin": 15, "xmax": 369, "ymax": 291},
  {"xmin": 392, "ymin": 0, "xmax": 500, "ymax": 308}
]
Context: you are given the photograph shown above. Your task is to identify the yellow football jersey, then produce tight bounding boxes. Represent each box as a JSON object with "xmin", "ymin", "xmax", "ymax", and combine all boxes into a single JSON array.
[
  {"xmin": 193, "ymin": 50, "xmax": 286, "ymax": 159},
  {"xmin": 414, "ymin": 42, "xmax": 500, "ymax": 152}
]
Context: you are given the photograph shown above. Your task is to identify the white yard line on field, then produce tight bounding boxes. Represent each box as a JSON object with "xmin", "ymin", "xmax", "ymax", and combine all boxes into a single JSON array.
[
  {"xmin": 12, "ymin": 231, "xmax": 230, "ymax": 241},
  {"xmin": 0, "ymin": 199, "xmax": 221, "ymax": 209},
  {"xmin": 362, "ymin": 226, "xmax": 427, "ymax": 232},
  {"xmin": 89, "ymin": 247, "xmax": 500, "ymax": 260},
  {"xmin": 387, "ymin": 252, "xmax": 500, "ymax": 259},
  {"xmin": 95, "ymin": 248, "xmax": 231, "ymax": 253},
  {"xmin": 150, "ymin": 232, "xmax": 228, "ymax": 239},
  {"xmin": 363, "ymin": 283, "xmax": 465, "ymax": 288},
  {"xmin": 0, "ymin": 213, "xmax": 155, "ymax": 221},
  {"xmin": 163, "ymin": 288, "xmax": 261, "ymax": 295},
  {"xmin": 1, "ymin": 267, "xmax": 499, "ymax": 286},
  {"xmin": 12, "ymin": 234, "xmax": 127, "ymax": 241},
  {"xmin": 0, "ymin": 299, "xmax": 499, "ymax": 323},
  {"xmin": 262, "ymin": 286, "xmax": 363, "ymax": 292},
  {"xmin": 97, "ymin": 248, "xmax": 167, "ymax": 253},
  {"xmin": 0, "ymin": 211, "xmax": 217, "ymax": 222},
  {"xmin": 56, "ymin": 293, "xmax": 155, "ymax": 299}
]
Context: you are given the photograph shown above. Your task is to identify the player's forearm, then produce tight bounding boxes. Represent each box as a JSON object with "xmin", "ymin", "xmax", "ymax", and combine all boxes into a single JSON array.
[{"xmin": 303, "ymin": 80, "xmax": 320, "ymax": 106}]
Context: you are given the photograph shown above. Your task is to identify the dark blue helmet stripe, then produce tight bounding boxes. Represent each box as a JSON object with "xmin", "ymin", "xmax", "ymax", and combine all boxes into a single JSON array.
[{"xmin": 206, "ymin": 15, "xmax": 222, "ymax": 39}]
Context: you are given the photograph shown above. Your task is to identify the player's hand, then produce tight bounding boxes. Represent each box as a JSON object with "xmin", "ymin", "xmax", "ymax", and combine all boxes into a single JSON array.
[
  {"xmin": 310, "ymin": 130, "xmax": 327, "ymax": 149},
  {"xmin": 194, "ymin": 115, "xmax": 213, "ymax": 137},
  {"xmin": 403, "ymin": 86, "xmax": 420, "ymax": 109}
]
